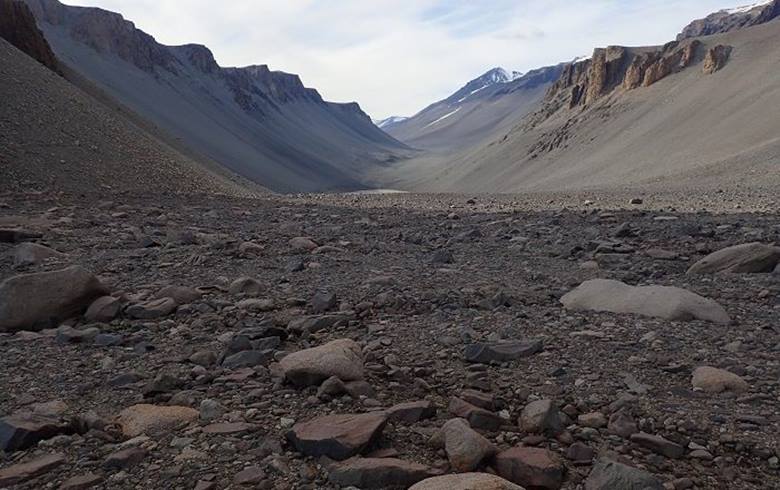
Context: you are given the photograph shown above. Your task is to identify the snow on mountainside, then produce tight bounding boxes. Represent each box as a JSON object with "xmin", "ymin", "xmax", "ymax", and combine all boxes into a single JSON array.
[
  {"xmin": 374, "ymin": 116, "xmax": 408, "ymax": 129},
  {"xmin": 678, "ymin": 0, "xmax": 780, "ymax": 39}
]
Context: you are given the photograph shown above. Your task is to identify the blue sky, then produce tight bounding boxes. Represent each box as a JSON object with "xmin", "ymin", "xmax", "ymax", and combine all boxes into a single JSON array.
[{"xmin": 64, "ymin": 0, "xmax": 739, "ymax": 119}]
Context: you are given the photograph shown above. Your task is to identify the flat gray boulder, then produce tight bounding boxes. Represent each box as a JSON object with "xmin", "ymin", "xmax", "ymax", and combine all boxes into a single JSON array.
[
  {"xmin": 561, "ymin": 279, "xmax": 730, "ymax": 324},
  {"xmin": 585, "ymin": 459, "xmax": 663, "ymax": 489},
  {"xmin": 0, "ymin": 266, "xmax": 108, "ymax": 332},
  {"xmin": 687, "ymin": 242, "xmax": 780, "ymax": 274},
  {"xmin": 279, "ymin": 339, "xmax": 364, "ymax": 387}
]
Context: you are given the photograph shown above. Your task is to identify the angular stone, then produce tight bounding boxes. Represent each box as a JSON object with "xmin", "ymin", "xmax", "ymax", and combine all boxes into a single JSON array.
[
  {"xmin": 289, "ymin": 237, "xmax": 319, "ymax": 251},
  {"xmin": 84, "ymin": 296, "xmax": 121, "ymax": 323},
  {"xmin": 585, "ymin": 458, "xmax": 663, "ymax": 490},
  {"xmin": 60, "ymin": 472, "xmax": 103, "ymax": 489},
  {"xmin": 117, "ymin": 404, "xmax": 198, "ymax": 437},
  {"xmin": 126, "ymin": 297, "xmax": 177, "ymax": 319},
  {"xmin": 440, "ymin": 418, "xmax": 495, "ymax": 472},
  {"xmin": 279, "ymin": 339, "xmax": 364, "ymax": 387},
  {"xmin": 311, "ymin": 291, "xmax": 337, "ymax": 313},
  {"xmin": 103, "ymin": 447, "xmax": 147, "ymax": 470},
  {"xmin": 448, "ymin": 397, "xmax": 504, "ymax": 431},
  {"xmin": 0, "ymin": 266, "xmax": 108, "ymax": 332},
  {"xmin": 520, "ymin": 399, "xmax": 564, "ymax": 435},
  {"xmin": 464, "ymin": 339, "xmax": 543, "ymax": 364},
  {"xmin": 630, "ymin": 432, "xmax": 685, "ymax": 459},
  {"xmin": 410, "ymin": 473, "xmax": 524, "ymax": 490},
  {"xmin": 495, "ymin": 447, "xmax": 565, "ymax": 489},
  {"xmin": 153, "ymin": 285, "xmax": 202, "ymax": 305},
  {"xmin": 608, "ymin": 411, "xmax": 638, "ymax": 438},
  {"xmin": 238, "ymin": 241, "xmax": 264, "ymax": 256},
  {"xmin": 692, "ymin": 366, "xmax": 749, "ymax": 393},
  {"xmin": 228, "ymin": 277, "xmax": 264, "ymax": 296},
  {"xmin": 0, "ymin": 453, "xmax": 65, "ymax": 486},
  {"xmin": 202, "ymin": 422, "xmax": 258, "ymax": 435},
  {"xmin": 460, "ymin": 390, "xmax": 496, "ymax": 411},
  {"xmin": 566, "ymin": 442, "xmax": 595, "ymax": 463},
  {"xmin": 328, "ymin": 457, "xmax": 437, "ymax": 488},
  {"xmin": 386, "ymin": 400, "xmax": 436, "ymax": 424},
  {"xmin": 578, "ymin": 412, "xmax": 607, "ymax": 428},
  {"xmin": 55, "ymin": 325, "xmax": 100, "ymax": 344},
  {"xmin": 687, "ymin": 242, "xmax": 780, "ymax": 274},
  {"xmin": 0, "ymin": 412, "xmax": 71, "ymax": 452},
  {"xmin": 286, "ymin": 412, "xmax": 387, "ymax": 460},
  {"xmin": 233, "ymin": 466, "xmax": 266, "ymax": 485},
  {"xmin": 561, "ymin": 279, "xmax": 730, "ymax": 324},
  {"xmin": 222, "ymin": 350, "xmax": 271, "ymax": 369},
  {"xmin": 12, "ymin": 242, "xmax": 65, "ymax": 266}
]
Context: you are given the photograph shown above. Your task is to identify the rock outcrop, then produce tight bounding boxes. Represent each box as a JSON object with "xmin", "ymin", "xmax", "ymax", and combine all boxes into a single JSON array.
[
  {"xmin": 0, "ymin": 0, "xmax": 59, "ymax": 72},
  {"xmin": 678, "ymin": 1, "xmax": 780, "ymax": 40},
  {"xmin": 687, "ymin": 242, "xmax": 780, "ymax": 274},
  {"xmin": 703, "ymin": 45, "xmax": 733, "ymax": 74}
]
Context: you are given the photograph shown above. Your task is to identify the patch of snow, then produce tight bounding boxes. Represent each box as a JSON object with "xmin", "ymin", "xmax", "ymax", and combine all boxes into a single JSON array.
[
  {"xmin": 423, "ymin": 107, "xmax": 461, "ymax": 129},
  {"xmin": 457, "ymin": 84, "xmax": 489, "ymax": 103},
  {"xmin": 724, "ymin": 0, "xmax": 772, "ymax": 14},
  {"xmin": 374, "ymin": 116, "xmax": 408, "ymax": 128}
]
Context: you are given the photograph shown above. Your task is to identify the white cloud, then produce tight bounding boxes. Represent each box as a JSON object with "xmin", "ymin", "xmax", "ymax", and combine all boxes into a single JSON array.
[{"xmin": 62, "ymin": 0, "xmax": 733, "ymax": 119}]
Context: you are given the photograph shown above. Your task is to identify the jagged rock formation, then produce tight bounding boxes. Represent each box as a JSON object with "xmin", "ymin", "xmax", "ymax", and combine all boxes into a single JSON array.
[
  {"xmin": 678, "ymin": 0, "xmax": 780, "ymax": 40},
  {"xmin": 0, "ymin": 0, "xmax": 59, "ymax": 72},
  {"xmin": 703, "ymin": 45, "xmax": 733, "ymax": 74},
  {"xmin": 20, "ymin": 0, "xmax": 409, "ymax": 193},
  {"xmin": 545, "ymin": 40, "xmax": 704, "ymax": 113}
]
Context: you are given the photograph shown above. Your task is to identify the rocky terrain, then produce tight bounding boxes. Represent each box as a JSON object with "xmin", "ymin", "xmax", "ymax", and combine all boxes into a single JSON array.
[
  {"xmin": 0, "ymin": 189, "xmax": 778, "ymax": 489},
  {"xmin": 0, "ymin": 0, "xmax": 59, "ymax": 72},
  {"xmin": 677, "ymin": 0, "xmax": 780, "ymax": 40}
]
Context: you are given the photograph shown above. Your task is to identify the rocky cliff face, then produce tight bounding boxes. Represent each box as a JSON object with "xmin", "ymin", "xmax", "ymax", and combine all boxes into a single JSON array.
[
  {"xmin": 0, "ymin": 0, "xmax": 59, "ymax": 73},
  {"xmin": 21, "ymin": 0, "xmax": 346, "ymax": 112},
  {"xmin": 678, "ymin": 0, "xmax": 780, "ymax": 40},
  {"xmin": 703, "ymin": 45, "xmax": 733, "ymax": 74},
  {"xmin": 542, "ymin": 39, "xmax": 716, "ymax": 115}
]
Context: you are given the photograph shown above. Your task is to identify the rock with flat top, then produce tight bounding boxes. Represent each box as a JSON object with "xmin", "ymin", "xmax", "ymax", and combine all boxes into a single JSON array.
[
  {"xmin": 0, "ymin": 412, "xmax": 72, "ymax": 452},
  {"xmin": 692, "ymin": 366, "xmax": 748, "ymax": 393},
  {"xmin": 117, "ymin": 404, "xmax": 198, "ymax": 437},
  {"xmin": 126, "ymin": 297, "xmax": 177, "ymax": 319},
  {"xmin": 279, "ymin": 339, "xmax": 364, "ymax": 387},
  {"xmin": 12, "ymin": 242, "xmax": 65, "ymax": 266},
  {"xmin": 464, "ymin": 339, "xmax": 543, "ymax": 363},
  {"xmin": 0, "ymin": 266, "xmax": 108, "ymax": 332},
  {"xmin": 520, "ymin": 399, "xmax": 564, "ymax": 435},
  {"xmin": 585, "ymin": 458, "xmax": 663, "ymax": 489},
  {"xmin": 561, "ymin": 279, "xmax": 730, "ymax": 324},
  {"xmin": 687, "ymin": 242, "xmax": 780, "ymax": 274},
  {"xmin": 495, "ymin": 447, "xmax": 565, "ymax": 489},
  {"xmin": 0, "ymin": 453, "xmax": 65, "ymax": 486},
  {"xmin": 328, "ymin": 457, "xmax": 438, "ymax": 488},
  {"xmin": 286, "ymin": 412, "xmax": 387, "ymax": 460},
  {"xmin": 84, "ymin": 296, "xmax": 121, "ymax": 323}
]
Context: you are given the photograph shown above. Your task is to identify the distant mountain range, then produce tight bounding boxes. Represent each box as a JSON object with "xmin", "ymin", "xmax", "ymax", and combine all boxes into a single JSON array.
[
  {"xmin": 372, "ymin": 0, "xmax": 780, "ymax": 194},
  {"xmin": 17, "ymin": 0, "xmax": 410, "ymax": 193}
]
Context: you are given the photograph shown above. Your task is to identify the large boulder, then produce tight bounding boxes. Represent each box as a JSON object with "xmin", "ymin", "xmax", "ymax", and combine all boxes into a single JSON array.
[
  {"xmin": 687, "ymin": 242, "xmax": 780, "ymax": 274},
  {"xmin": 585, "ymin": 459, "xmax": 663, "ymax": 489},
  {"xmin": 279, "ymin": 339, "xmax": 364, "ymax": 387},
  {"xmin": 116, "ymin": 404, "xmax": 198, "ymax": 437},
  {"xmin": 410, "ymin": 473, "xmax": 524, "ymax": 490},
  {"xmin": 561, "ymin": 279, "xmax": 730, "ymax": 324},
  {"xmin": 0, "ymin": 412, "xmax": 72, "ymax": 452},
  {"xmin": 692, "ymin": 366, "xmax": 749, "ymax": 393},
  {"xmin": 519, "ymin": 399, "xmax": 564, "ymax": 435},
  {"xmin": 286, "ymin": 412, "xmax": 387, "ymax": 460},
  {"xmin": 495, "ymin": 447, "xmax": 565, "ymax": 489},
  {"xmin": 328, "ymin": 457, "xmax": 438, "ymax": 488},
  {"xmin": 0, "ymin": 266, "xmax": 108, "ymax": 332},
  {"xmin": 440, "ymin": 418, "xmax": 495, "ymax": 472}
]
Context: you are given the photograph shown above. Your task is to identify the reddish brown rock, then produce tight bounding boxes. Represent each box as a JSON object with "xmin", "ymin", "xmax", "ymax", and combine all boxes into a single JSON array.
[
  {"xmin": 328, "ymin": 457, "xmax": 438, "ymax": 488},
  {"xmin": 386, "ymin": 400, "xmax": 436, "ymax": 424},
  {"xmin": 0, "ymin": 412, "xmax": 72, "ymax": 452},
  {"xmin": 0, "ymin": 453, "xmax": 65, "ymax": 486},
  {"xmin": 103, "ymin": 447, "xmax": 148, "ymax": 470},
  {"xmin": 411, "ymin": 473, "xmax": 524, "ymax": 490},
  {"xmin": 287, "ymin": 412, "xmax": 387, "ymax": 460},
  {"xmin": 495, "ymin": 447, "xmax": 565, "ymax": 489},
  {"xmin": 60, "ymin": 473, "xmax": 103, "ymax": 489},
  {"xmin": 448, "ymin": 397, "xmax": 503, "ymax": 431},
  {"xmin": 117, "ymin": 404, "xmax": 198, "ymax": 437}
]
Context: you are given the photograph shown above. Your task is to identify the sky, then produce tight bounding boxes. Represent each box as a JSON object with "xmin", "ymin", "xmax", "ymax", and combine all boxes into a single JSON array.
[{"xmin": 62, "ymin": 0, "xmax": 740, "ymax": 119}]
